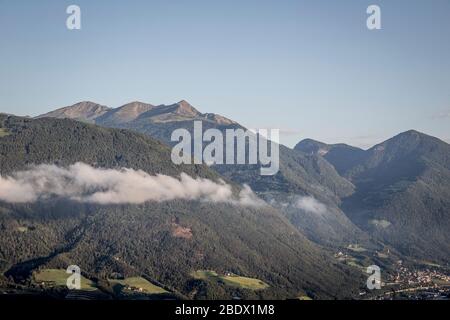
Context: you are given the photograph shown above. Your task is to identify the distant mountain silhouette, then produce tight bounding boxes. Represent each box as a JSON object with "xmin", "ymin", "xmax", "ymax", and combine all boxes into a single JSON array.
[
  {"xmin": 37, "ymin": 101, "xmax": 111, "ymax": 123},
  {"xmin": 296, "ymin": 131, "xmax": 450, "ymax": 263},
  {"xmin": 295, "ymin": 139, "xmax": 366, "ymax": 175},
  {"xmin": 96, "ymin": 101, "xmax": 156, "ymax": 126}
]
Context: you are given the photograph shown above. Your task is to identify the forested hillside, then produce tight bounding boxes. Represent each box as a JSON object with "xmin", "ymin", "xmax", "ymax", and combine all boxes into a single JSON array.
[{"xmin": 0, "ymin": 114, "xmax": 362, "ymax": 299}]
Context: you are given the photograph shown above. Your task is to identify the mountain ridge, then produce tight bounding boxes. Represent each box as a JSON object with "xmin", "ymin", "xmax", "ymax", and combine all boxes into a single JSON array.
[
  {"xmin": 295, "ymin": 131, "xmax": 450, "ymax": 263},
  {"xmin": 36, "ymin": 101, "xmax": 111, "ymax": 123},
  {"xmin": 37, "ymin": 100, "xmax": 237, "ymax": 127},
  {"xmin": 36, "ymin": 100, "xmax": 371, "ymax": 248},
  {"xmin": 0, "ymin": 114, "xmax": 362, "ymax": 299}
]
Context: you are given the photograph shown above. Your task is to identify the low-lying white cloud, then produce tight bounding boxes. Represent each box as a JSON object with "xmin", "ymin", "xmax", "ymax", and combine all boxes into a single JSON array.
[
  {"xmin": 295, "ymin": 196, "xmax": 327, "ymax": 215},
  {"xmin": 0, "ymin": 162, "xmax": 263, "ymax": 206}
]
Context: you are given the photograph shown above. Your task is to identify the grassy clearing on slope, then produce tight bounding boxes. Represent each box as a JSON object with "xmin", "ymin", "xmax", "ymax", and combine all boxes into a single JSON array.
[
  {"xmin": 347, "ymin": 244, "xmax": 367, "ymax": 252},
  {"xmin": 346, "ymin": 260, "xmax": 365, "ymax": 271},
  {"xmin": 222, "ymin": 275, "xmax": 269, "ymax": 290},
  {"xmin": 0, "ymin": 128, "xmax": 10, "ymax": 137},
  {"xmin": 377, "ymin": 252, "xmax": 389, "ymax": 259},
  {"xmin": 108, "ymin": 277, "xmax": 167, "ymax": 294},
  {"xmin": 192, "ymin": 270, "xmax": 219, "ymax": 279},
  {"xmin": 192, "ymin": 270, "xmax": 269, "ymax": 290},
  {"xmin": 16, "ymin": 226, "xmax": 28, "ymax": 233},
  {"xmin": 33, "ymin": 269, "xmax": 97, "ymax": 291}
]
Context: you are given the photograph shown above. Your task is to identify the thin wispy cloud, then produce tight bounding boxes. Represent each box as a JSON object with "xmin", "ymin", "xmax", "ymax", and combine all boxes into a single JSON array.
[
  {"xmin": 295, "ymin": 196, "xmax": 327, "ymax": 215},
  {"xmin": 0, "ymin": 162, "xmax": 263, "ymax": 206},
  {"xmin": 267, "ymin": 195, "xmax": 329, "ymax": 215}
]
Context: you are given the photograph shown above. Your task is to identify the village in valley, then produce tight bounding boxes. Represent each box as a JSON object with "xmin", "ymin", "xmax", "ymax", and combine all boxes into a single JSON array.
[{"xmin": 334, "ymin": 245, "xmax": 450, "ymax": 300}]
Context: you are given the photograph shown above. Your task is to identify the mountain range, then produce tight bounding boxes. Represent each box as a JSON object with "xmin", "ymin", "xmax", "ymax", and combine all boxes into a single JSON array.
[
  {"xmin": 0, "ymin": 113, "xmax": 361, "ymax": 299},
  {"xmin": 36, "ymin": 100, "xmax": 450, "ymax": 263},
  {"xmin": 1, "ymin": 99, "xmax": 449, "ymax": 300},
  {"xmin": 295, "ymin": 131, "xmax": 450, "ymax": 262},
  {"xmin": 38, "ymin": 101, "xmax": 370, "ymax": 247}
]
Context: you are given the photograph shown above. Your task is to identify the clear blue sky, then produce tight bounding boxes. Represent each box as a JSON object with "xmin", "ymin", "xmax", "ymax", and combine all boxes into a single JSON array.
[{"xmin": 1, "ymin": 0, "xmax": 449, "ymax": 148}]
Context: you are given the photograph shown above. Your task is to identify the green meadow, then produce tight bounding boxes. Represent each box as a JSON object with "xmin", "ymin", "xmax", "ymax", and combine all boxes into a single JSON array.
[
  {"xmin": 192, "ymin": 270, "xmax": 269, "ymax": 290},
  {"xmin": 108, "ymin": 277, "xmax": 167, "ymax": 294},
  {"xmin": 0, "ymin": 128, "xmax": 10, "ymax": 137},
  {"xmin": 33, "ymin": 269, "xmax": 97, "ymax": 291}
]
